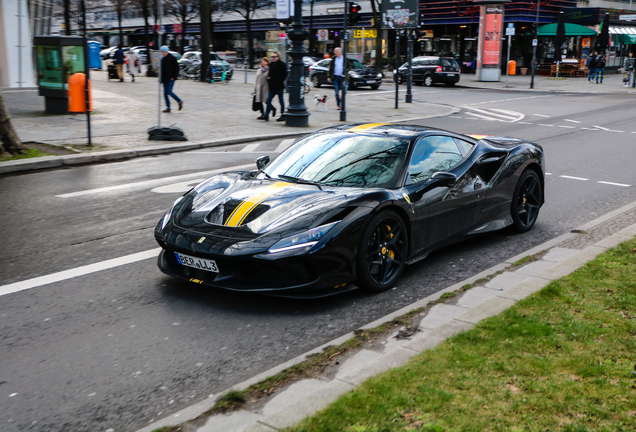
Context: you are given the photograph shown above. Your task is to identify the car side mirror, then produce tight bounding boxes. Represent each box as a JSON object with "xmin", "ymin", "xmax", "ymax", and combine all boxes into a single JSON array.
[
  {"xmin": 255, "ymin": 155, "xmax": 270, "ymax": 171},
  {"xmin": 411, "ymin": 172, "xmax": 457, "ymax": 201}
]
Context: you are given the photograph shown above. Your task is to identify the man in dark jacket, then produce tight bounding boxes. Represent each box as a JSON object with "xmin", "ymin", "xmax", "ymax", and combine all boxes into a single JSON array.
[
  {"xmin": 586, "ymin": 52, "xmax": 597, "ymax": 83},
  {"xmin": 595, "ymin": 51, "xmax": 606, "ymax": 84},
  {"xmin": 261, "ymin": 51, "xmax": 287, "ymax": 122},
  {"xmin": 160, "ymin": 46, "xmax": 183, "ymax": 113},
  {"xmin": 114, "ymin": 44, "xmax": 125, "ymax": 82}
]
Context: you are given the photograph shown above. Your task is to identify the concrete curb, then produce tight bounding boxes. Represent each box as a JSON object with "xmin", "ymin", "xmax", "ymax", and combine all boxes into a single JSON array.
[{"xmin": 134, "ymin": 198, "xmax": 636, "ymax": 432}]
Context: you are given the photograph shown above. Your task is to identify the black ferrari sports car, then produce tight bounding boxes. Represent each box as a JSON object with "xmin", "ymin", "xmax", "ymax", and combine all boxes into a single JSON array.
[{"xmin": 155, "ymin": 124, "xmax": 545, "ymax": 298}]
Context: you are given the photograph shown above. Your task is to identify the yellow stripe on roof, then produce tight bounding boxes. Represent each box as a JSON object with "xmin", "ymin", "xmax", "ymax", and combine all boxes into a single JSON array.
[
  {"xmin": 347, "ymin": 123, "xmax": 391, "ymax": 132},
  {"xmin": 224, "ymin": 182, "xmax": 291, "ymax": 227}
]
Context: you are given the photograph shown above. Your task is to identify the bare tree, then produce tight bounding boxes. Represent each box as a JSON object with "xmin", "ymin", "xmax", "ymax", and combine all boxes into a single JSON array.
[
  {"xmin": 109, "ymin": 0, "xmax": 129, "ymax": 45},
  {"xmin": 0, "ymin": 91, "xmax": 26, "ymax": 157},
  {"xmin": 164, "ymin": 0, "xmax": 200, "ymax": 53},
  {"xmin": 222, "ymin": 0, "xmax": 274, "ymax": 67},
  {"xmin": 369, "ymin": 0, "xmax": 383, "ymax": 72}
]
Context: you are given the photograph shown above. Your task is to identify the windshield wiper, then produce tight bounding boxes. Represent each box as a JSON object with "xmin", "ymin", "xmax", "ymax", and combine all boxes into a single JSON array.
[{"xmin": 277, "ymin": 175, "xmax": 323, "ymax": 190}]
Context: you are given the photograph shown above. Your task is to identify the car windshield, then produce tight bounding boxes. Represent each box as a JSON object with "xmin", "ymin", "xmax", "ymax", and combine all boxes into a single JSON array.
[
  {"xmin": 263, "ymin": 133, "xmax": 410, "ymax": 188},
  {"xmin": 351, "ymin": 59, "xmax": 364, "ymax": 69},
  {"xmin": 210, "ymin": 53, "xmax": 222, "ymax": 61}
]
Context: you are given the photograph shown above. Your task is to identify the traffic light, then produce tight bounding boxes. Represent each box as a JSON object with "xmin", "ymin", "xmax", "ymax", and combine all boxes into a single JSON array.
[{"xmin": 349, "ymin": 2, "xmax": 361, "ymax": 26}]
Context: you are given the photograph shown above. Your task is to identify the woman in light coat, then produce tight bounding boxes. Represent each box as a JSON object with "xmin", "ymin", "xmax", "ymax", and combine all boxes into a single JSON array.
[
  {"xmin": 255, "ymin": 57, "xmax": 272, "ymax": 119},
  {"xmin": 126, "ymin": 49, "xmax": 141, "ymax": 82}
]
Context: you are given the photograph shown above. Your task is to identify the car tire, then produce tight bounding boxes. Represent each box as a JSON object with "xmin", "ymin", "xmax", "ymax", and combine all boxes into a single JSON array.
[
  {"xmin": 312, "ymin": 75, "xmax": 321, "ymax": 88},
  {"xmin": 510, "ymin": 169, "xmax": 542, "ymax": 233},
  {"xmin": 423, "ymin": 75, "xmax": 434, "ymax": 87},
  {"xmin": 356, "ymin": 210, "xmax": 408, "ymax": 293}
]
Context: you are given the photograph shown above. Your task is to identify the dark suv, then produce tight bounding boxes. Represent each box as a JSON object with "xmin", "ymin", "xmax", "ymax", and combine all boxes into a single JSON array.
[
  {"xmin": 397, "ymin": 56, "xmax": 460, "ymax": 87},
  {"xmin": 309, "ymin": 58, "xmax": 383, "ymax": 90}
]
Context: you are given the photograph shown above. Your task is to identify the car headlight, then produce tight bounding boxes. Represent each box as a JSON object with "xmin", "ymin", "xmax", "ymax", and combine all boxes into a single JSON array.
[
  {"xmin": 162, "ymin": 196, "xmax": 184, "ymax": 229},
  {"xmin": 376, "ymin": 73, "xmax": 382, "ymax": 79},
  {"xmin": 268, "ymin": 221, "xmax": 339, "ymax": 254},
  {"xmin": 348, "ymin": 72, "xmax": 361, "ymax": 78}
]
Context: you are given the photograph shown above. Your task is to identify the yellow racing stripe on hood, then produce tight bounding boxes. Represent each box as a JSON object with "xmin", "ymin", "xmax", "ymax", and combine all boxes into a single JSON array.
[
  {"xmin": 348, "ymin": 123, "xmax": 391, "ymax": 132},
  {"xmin": 224, "ymin": 181, "xmax": 291, "ymax": 227}
]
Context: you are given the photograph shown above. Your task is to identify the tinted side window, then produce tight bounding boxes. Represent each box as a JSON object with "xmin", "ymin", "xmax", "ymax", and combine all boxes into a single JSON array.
[
  {"xmin": 408, "ymin": 136, "xmax": 464, "ymax": 184},
  {"xmin": 453, "ymin": 138, "xmax": 475, "ymax": 156},
  {"xmin": 441, "ymin": 58, "xmax": 459, "ymax": 68},
  {"xmin": 423, "ymin": 59, "xmax": 437, "ymax": 66},
  {"xmin": 351, "ymin": 59, "xmax": 364, "ymax": 69},
  {"xmin": 317, "ymin": 60, "xmax": 330, "ymax": 67}
]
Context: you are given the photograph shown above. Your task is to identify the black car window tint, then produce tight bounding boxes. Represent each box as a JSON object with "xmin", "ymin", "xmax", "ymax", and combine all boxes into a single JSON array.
[
  {"xmin": 424, "ymin": 59, "xmax": 437, "ymax": 66},
  {"xmin": 264, "ymin": 134, "xmax": 409, "ymax": 189},
  {"xmin": 408, "ymin": 136, "xmax": 464, "ymax": 184},
  {"xmin": 453, "ymin": 138, "xmax": 475, "ymax": 156},
  {"xmin": 318, "ymin": 60, "xmax": 330, "ymax": 67},
  {"xmin": 210, "ymin": 53, "xmax": 221, "ymax": 61},
  {"xmin": 351, "ymin": 59, "xmax": 364, "ymax": 69}
]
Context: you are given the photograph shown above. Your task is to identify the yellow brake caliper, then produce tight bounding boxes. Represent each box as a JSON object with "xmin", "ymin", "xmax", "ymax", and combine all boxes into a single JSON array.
[{"xmin": 384, "ymin": 224, "xmax": 395, "ymax": 259}]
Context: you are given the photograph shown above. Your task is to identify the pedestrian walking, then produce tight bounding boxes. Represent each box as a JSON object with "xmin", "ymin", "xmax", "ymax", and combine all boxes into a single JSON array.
[
  {"xmin": 160, "ymin": 46, "xmax": 183, "ymax": 113},
  {"xmin": 327, "ymin": 47, "xmax": 354, "ymax": 110},
  {"xmin": 623, "ymin": 52, "xmax": 634, "ymax": 87},
  {"xmin": 255, "ymin": 57, "xmax": 272, "ymax": 120},
  {"xmin": 126, "ymin": 49, "xmax": 141, "ymax": 82},
  {"xmin": 261, "ymin": 51, "xmax": 287, "ymax": 122},
  {"xmin": 596, "ymin": 52, "xmax": 606, "ymax": 84},
  {"xmin": 586, "ymin": 52, "xmax": 597, "ymax": 83},
  {"xmin": 114, "ymin": 44, "xmax": 125, "ymax": 82}
]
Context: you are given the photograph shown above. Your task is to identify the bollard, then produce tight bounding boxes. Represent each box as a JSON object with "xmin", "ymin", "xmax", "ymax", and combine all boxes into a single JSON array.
[
  {"xmin": 508, "ymin": 60, "xmax": 517, "ymax": 76},
  {"xmin": 68, "ymin": 73, "xmax": 93, "ymax": 113}
]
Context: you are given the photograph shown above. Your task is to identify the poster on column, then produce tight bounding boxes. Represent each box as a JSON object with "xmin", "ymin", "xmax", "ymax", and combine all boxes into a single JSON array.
[{"xmin": 483, "ymin": 5, "xmax": 503, "ymax": 67}]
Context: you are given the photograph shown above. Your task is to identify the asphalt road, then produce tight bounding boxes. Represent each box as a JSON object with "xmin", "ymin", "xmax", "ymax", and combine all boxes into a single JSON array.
[{"xmin": 2, "ymin": 86, "xmax": 636, "ymax": 432}]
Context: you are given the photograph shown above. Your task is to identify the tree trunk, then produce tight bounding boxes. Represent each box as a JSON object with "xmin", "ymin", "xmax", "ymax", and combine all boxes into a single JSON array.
[
  {"xmin": 64, "ymin": 0, "xmax": 71, "ymax": 35},
  {"xmin": 370, "ymin": 0, "xmax": 383, "ymax": 72},
  {"xmin": 309, "ymin": 0, "xmax": 314, "ymax": 56},
  {"xmin": 246, "ymin": 15, "xmax": 253, "ymax": 68},
  {"xmin": 0, "ymin": 90, "xmax": 26, "ymax": 157},
  {"xmin": 143, "ymin": 0, "xmax": 150, "ymax": 64},
  {"xmin": 181, "ymin": 17, "xmax": 188, "ymax": 53},
  {"xmin": 118, "ymin": 8, "xmax": 123, "ymax": 45},
  {"xmin": 200, "ymin": 0, "xmax": 210, "ymax": 81}
]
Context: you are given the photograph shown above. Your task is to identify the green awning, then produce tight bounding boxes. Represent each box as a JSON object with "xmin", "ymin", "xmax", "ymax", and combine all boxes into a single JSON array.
[
  {"xmin": 616, "ymin": 34, "xmax": 636, "ymax": 44},
  {"xmin": 537, "ymin": 23, "xmax": 597, "ymax": 36}
]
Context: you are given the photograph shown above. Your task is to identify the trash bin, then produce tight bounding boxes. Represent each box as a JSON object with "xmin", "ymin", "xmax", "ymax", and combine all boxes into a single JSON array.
[
  {"xmin": 508, "ymin": 60, "xmax": 516, "ymax": 75},
  {"xmin": 88, "ymin": 41, "xmax": 102, "ymax": 69},
  {"xmin": 68, "ymin": 73, "xmax": 93, "ymax": 113}
]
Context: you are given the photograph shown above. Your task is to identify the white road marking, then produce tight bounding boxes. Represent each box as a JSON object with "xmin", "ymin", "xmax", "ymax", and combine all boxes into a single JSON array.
[
  {"xmin": 56, "ymin": 164, "xmax": 253, "ymax": 198},
  {"xmin": 0, "ymin": 249, "xmax": 161, "ymax": 298},
  {"xmin": 560, "ymin": 175, "xmax": 588, "ymax": 181},
  {"xmin": 466, "ymin": 112, "xmax": 496, "ymax": 121},
  {"xmin": 463, "ymin": 107, "xmax": 523, "ymax": 122},
  {"xmin": 275, "ymin": 138, "xmax": 296, "ymax": 153},
  {"xmin": 517, "ymin": 121, "xmax": 533, "ymax": 125},
  {"xmin": 564, "ymin": 119, "xmax": 581, "ymax": 123},
  {"xmin": 538, "ymin": 124, "xmax": 554, "ymax": 127},
  {"xmin": 546, "ymin": 173, "xmax": 552, "ymax": 175},
  {"xmin": 558, "ymin": 125, "xmax": 575, "ymax": 129},
  {"xmin": 598, "ymin": 181, "xmax": 630, "ymax": 188},
  {"xmin": 152, "ymin": 179, "xmax": 205, "ymax": 194},
  {"xmin": 240, "ymin": 143, "xmax": 261, "ymax": 152},
  {"xmin": 593, "ymin": 125, "xmax": 623, "ymax": 132},
  {"xmin": 533, "ymin": 114, "xmax": 550, "ymax": 117}
]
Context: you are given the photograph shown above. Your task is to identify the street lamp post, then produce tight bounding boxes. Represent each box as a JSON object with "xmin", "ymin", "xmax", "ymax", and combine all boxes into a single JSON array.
[
  {"xmin": 285, "ymin": 0, "xmax": 310, "ymax": 127},
  {"xmin": 530, "ymin": 0, "xmax": 540, "ymax": 89}
]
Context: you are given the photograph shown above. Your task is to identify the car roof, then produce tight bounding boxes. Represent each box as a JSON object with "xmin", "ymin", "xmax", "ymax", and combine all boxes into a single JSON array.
[{"xmin": 318, "ymin": 123, "xmax": 461, "ymax": 138}]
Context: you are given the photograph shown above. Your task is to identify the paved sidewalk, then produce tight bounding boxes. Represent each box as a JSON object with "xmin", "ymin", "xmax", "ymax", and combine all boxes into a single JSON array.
[{"xmin": 135, "ymin": 198, "xmax": 636, "ymax": 432}]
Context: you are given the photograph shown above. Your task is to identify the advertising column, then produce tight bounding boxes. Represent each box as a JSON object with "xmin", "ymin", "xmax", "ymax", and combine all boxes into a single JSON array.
[{"xmin": 475, "ymin": 0, "xmax": 509, "ymax": 82}]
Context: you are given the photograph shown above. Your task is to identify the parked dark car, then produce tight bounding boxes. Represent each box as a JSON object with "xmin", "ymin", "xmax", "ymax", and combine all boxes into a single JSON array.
[
  {"xmin": 309, "ymin": 58, "xmax": 383, "ymax": 90},
  {"xmin": 396, "ymin": 56, "xmax": 461, "ymax": 87}
]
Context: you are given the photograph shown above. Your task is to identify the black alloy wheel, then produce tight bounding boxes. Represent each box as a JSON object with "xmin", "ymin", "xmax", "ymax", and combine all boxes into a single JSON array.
[
  {"xmin": 356, "ymin": 210, "xmax": 408, "ymax": 292},
  {"xmin": 312, "ymin": 75, "xmax": 321, "ymax": 88},
  {"xmin": 511, "ymin": 169, "xmax": 542, "ymax": 232},
  {"xmin": 423, "ymin": 75, "xmax": 434, "ymax": 87}
]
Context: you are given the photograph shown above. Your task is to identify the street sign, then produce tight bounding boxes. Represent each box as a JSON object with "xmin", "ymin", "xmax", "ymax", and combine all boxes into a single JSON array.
[
  {"xmin": 619, "ymin": 14, "xmax": 636, "ymax": 21},
  {"xmin": 327, "ymin": 7, "xmax": 345, "ymax": 14},
  {"xmin": 276, "ymin": 0, "xmax": 294, "ymax": 21},
  {"xmin": 317, "ymin": 29, "xmax": 328, "ymax": 41},
  {"xmin": 381, "ymin": 0, "xmax": 419, "ymax": 29},
  {"xmin": 532, "ymin": 39, "xmax": 538, "ymax": 46},
  {"xmin": 505, "ymin": 23, "xmax": 515, "ymax": 36}
]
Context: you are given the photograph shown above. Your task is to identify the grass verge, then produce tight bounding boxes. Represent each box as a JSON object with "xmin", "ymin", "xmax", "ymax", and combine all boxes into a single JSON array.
[
  {"xmin": 287, "ymin": 239, "xmax": 636, "ymax": 432},
  {"xmin": 0, "ymin": 148, "xmax": 52, "ymax": 162}
]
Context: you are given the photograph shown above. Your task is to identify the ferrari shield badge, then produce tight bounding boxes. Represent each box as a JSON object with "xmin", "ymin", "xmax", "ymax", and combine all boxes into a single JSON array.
[{"xmin": 197, "ymin": 237, "xmax": 206, "ymax": 244}]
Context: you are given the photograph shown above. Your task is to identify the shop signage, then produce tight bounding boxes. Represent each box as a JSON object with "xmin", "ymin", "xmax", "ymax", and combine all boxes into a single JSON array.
[
  {"xmin": 354, "ymin": 29, "xmax": 378, "ymax": 38},
  {"xmin": 619, "ymin": 14, "xmax": 636, "ymax": 21},
  {"xmin": 173, "ymin": 23, "xmax": 182, "ymax": 33},
  {"xmin": 381, "ymin": 0, "xmax": 419, "ymax": 29}
]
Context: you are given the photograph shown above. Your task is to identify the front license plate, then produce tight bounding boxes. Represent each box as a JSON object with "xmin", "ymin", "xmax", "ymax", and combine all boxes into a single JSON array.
[
  {"xmin": 174, "ymin": 252, "xmax": 219, "ymax": 273},
  {"xmin": 366, "ymin": 80, "xmax": 374, "ymax": 84}
]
